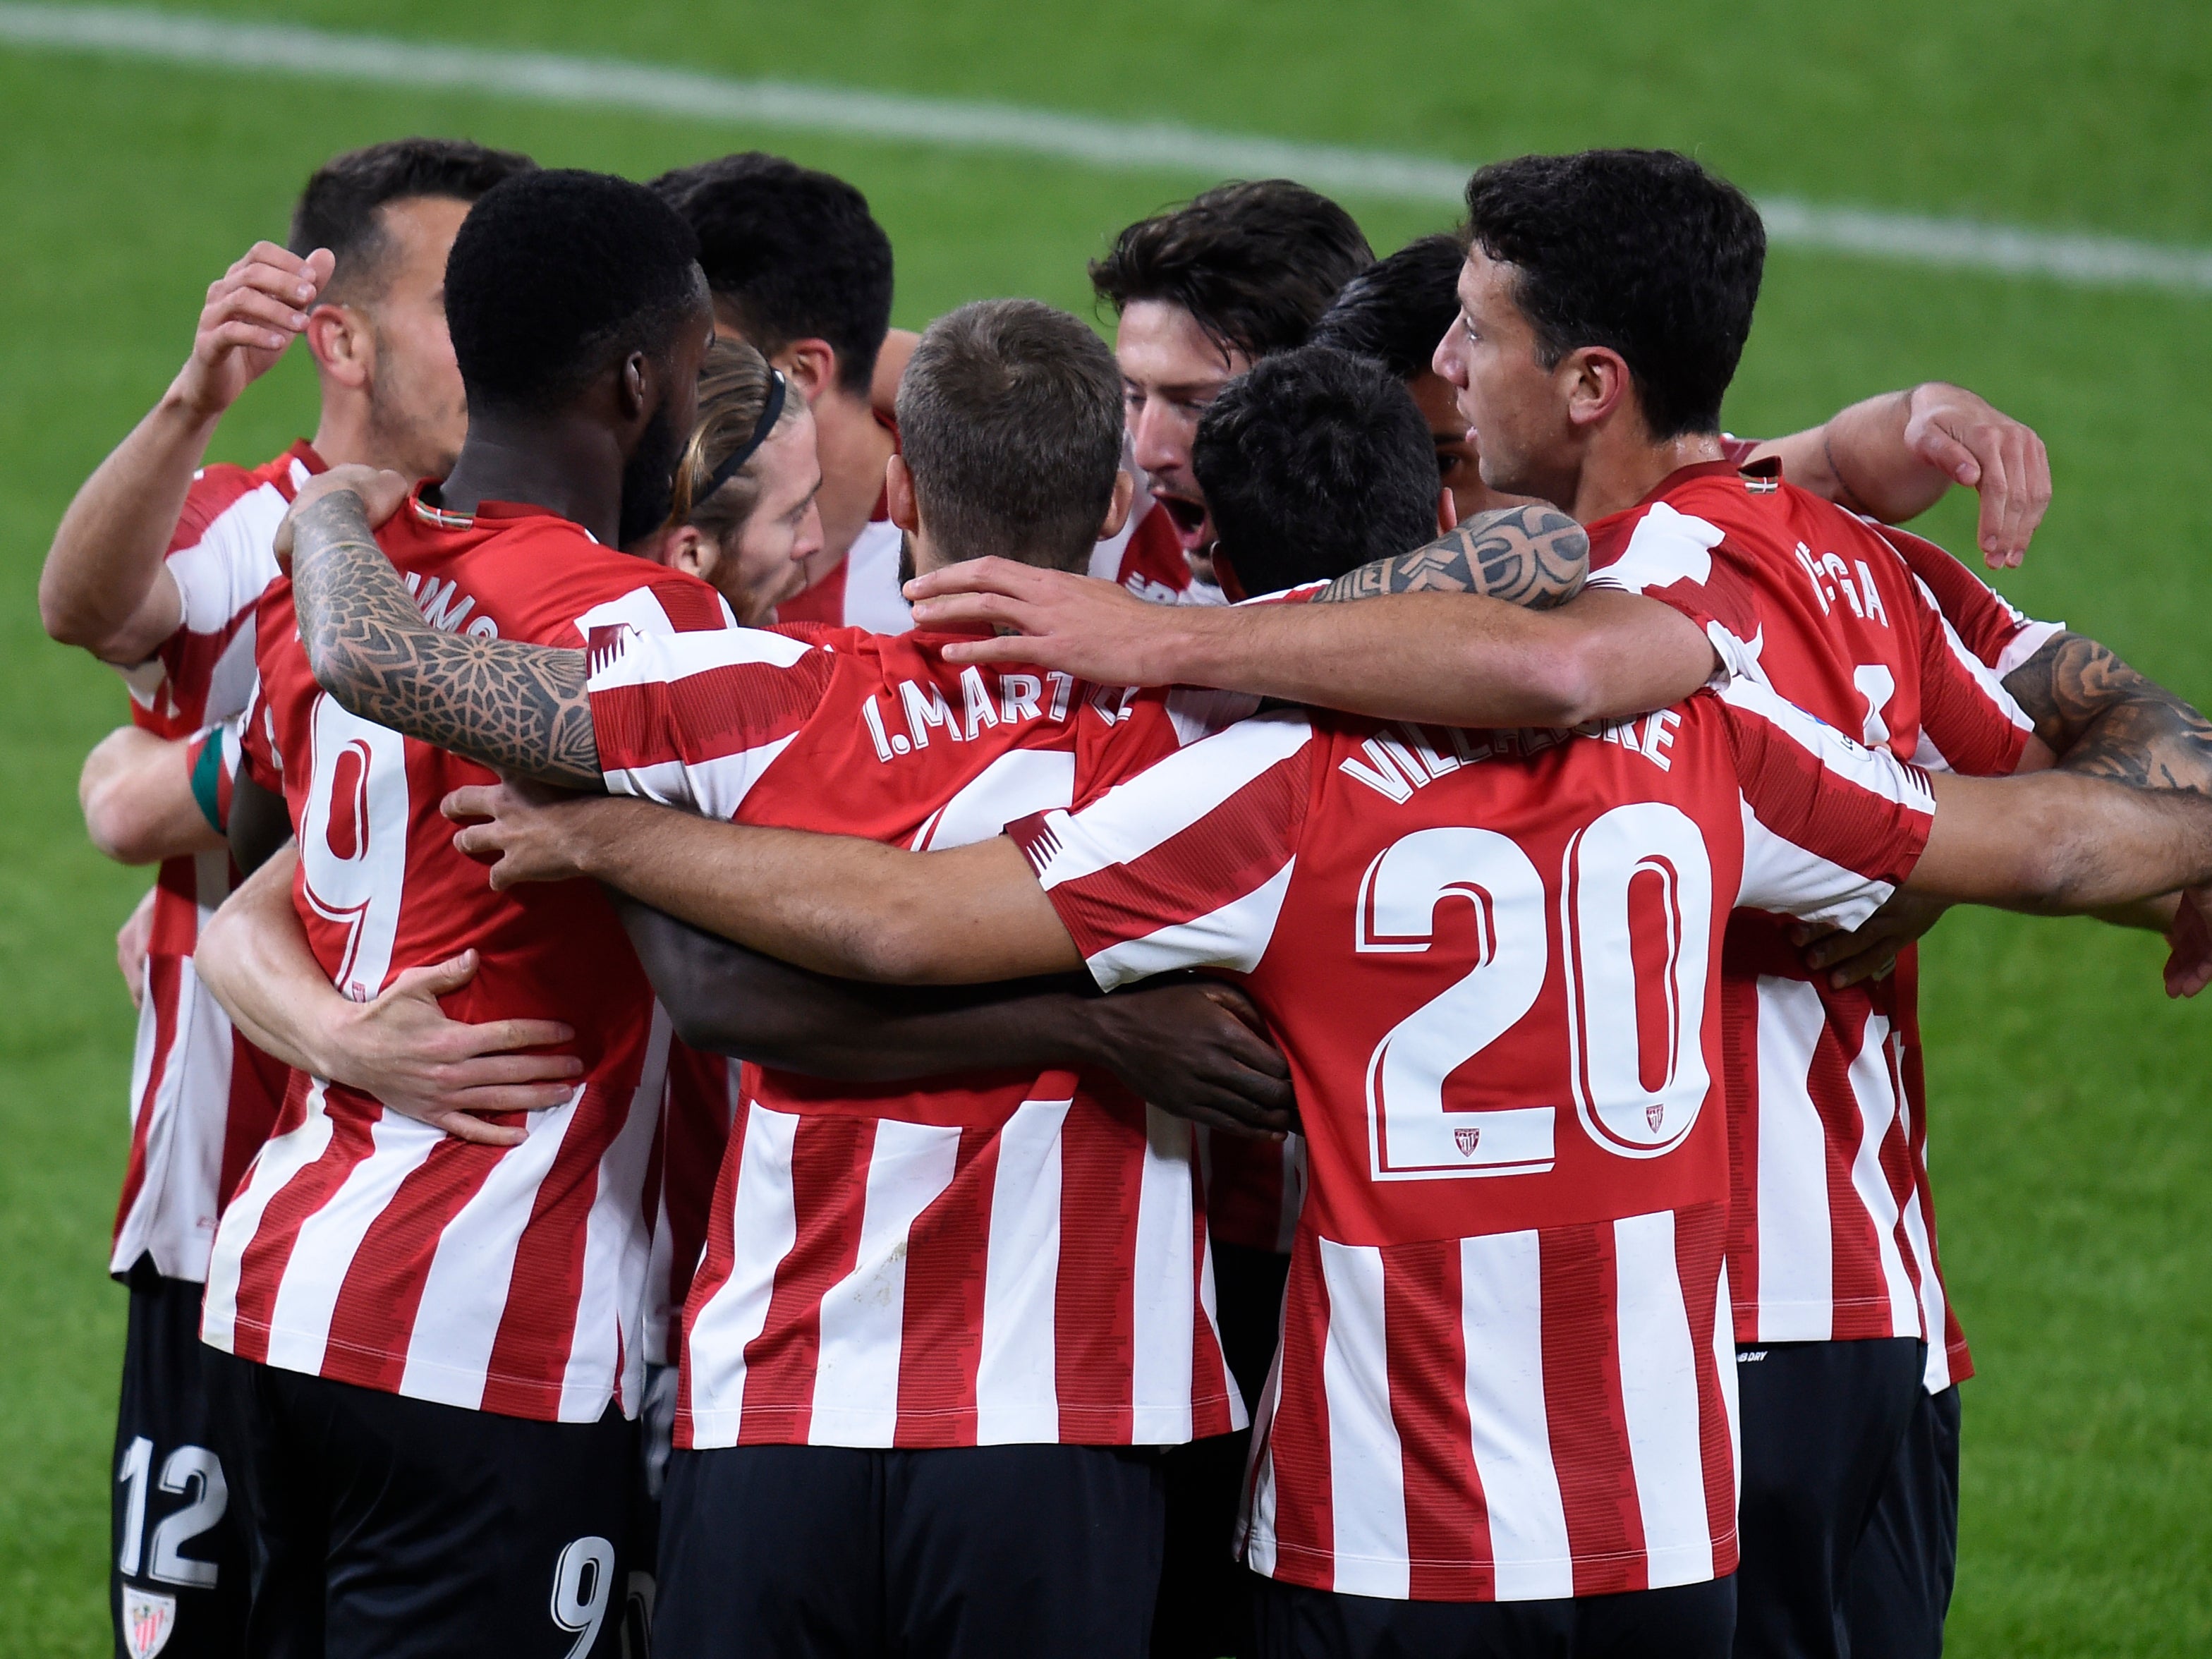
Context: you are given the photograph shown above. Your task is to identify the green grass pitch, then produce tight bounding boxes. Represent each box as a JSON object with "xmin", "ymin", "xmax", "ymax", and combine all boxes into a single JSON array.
[{"xmin": 1, "ymin": 1, "xmax": 2207, "ymax": 1651}]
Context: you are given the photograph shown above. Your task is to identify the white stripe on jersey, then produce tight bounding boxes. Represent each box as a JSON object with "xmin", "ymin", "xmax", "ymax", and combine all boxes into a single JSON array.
[
  {"xmin": 1031, "ymin": 708, "xmax": 1313, "ymax": 889},
  {"xmin": 1459, "ymin": 1228, "xmax": 1572, "ymax": 1601},
  {"xmin": 1088, "ymin": 861, "xmax": 1297, "ymax": 992},
  {"xmin": 684, "ymin": 1105, "xmax": 801, "ymax": 1440},
  {"xmin": 810, "ymin": 1118, "xmax": 963, "ymax": 1446},
  {"xmin": 569, "ymin": 1011, "xmax": 673, "ymax": 1419},
  {"xmin": 401, "ymin": 1086, "xmax": 588, "ymax": 1410},
  {"xmin": 1897, "ymin": 1183, "xmax": 1956, "ymax": 1392},
  {"xmin": 841, "ymin": 518, "xmax": 916, "ymax": 636},
  {"xmin": 1752, "ymin": 978, "xmax": 1835, "ymax": 1335},
  {"xmin": 916, "ymin": 748, "xmax": 1075, "ymax": 850},
  {"xmin": 1615, "ymin": 1209, "xmax": 1716, "ymax": 1588},
  {"xmin": 114, "ymin": 950, "xmax": 236, "ymax": 1277},
  {"xmin": 1841, "ymin": 1015, "xmax": 1922, "ymax": 1338},
  {"xmin": 1129, "ymin": 1110, "xmax": 1201, "ymax": 1445},
  {"xmin": 1318, "ymin": 1241, "xmax": 1410, "ymax": 1600},
  {"xmin": 263, "ymin": 1112, "xmax": 439, "ymax": 1378},
  {"xmin": 200, "ymin": 1081, "xmax": 337, "ymax": 1352},
  {"xmin": 974, "ymin": 1098, "xmax": 1071, "ymax": 1443},
  {"xmin": 1914, "ymin": 575, "xmax": 2033, "ymax": 736},
  {"xmin": 592, "ymin": 626, "xmax": 817, "ymax": 816}
]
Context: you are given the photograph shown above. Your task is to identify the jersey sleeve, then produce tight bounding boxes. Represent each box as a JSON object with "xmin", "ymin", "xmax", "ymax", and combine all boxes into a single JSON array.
[
  {"xmin": 1903, "ymin": 573, "xmax": 2034, "ymax": 776},
  {"xmin": 237, "ymin": 667, "xmax": 283, "ymax": 793},
  {"xmin": 1878, "ymin": 524, "xmax": 2061, "ymax": 676},
  {"xmin": 1006, "ymin": 708, "xmax": 1315, "ymax": 990},
  {"xmin": 1715, "ymin": 678, "xmax": 1936, "ymax": 928},
  {"xmin": 1585, "ymin": 501, "xmax": 1767, "ymax": 681},
  {"xmin": 585, "ymin": 625, "xmax": 839, "ymax": 819}
]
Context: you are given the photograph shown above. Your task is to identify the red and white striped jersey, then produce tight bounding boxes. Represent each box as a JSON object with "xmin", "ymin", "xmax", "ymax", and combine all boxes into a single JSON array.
[
  {"xmin": 1090, "ymin": 493, "xmax": 1226, "ymax": 607},
  {"xmin": 1007, "ymin": 676, "xmax": 1938, "ymax": 1600},
  {"xmin": 645, "ymin": 1039, "xmax": 739, "ymax": 1366},
  {"xmin": 1875, "ymin": 525, "xmax": 2062, "ymax": 1391},
  {"xmin": 586, "ymin": 622, "xmax": 1245, "ymax": 1449},
  {"xmin": 1587, "ymin": 463, "xmax": 2031, "ymax": 1367},
  {"xmin": 774, "ymin": 514, "xmax": 914, "ymax": 635},
  {"xmin": 110, "ymin": 441, "xmax": 320, "ymax": 1282},
  {"xmin": 202, "ymin": 489, "xmax": 734, "ymax": 1423}
]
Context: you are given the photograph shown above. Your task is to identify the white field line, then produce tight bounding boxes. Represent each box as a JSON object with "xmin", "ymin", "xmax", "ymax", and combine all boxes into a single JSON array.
[{"xmin": 4, "ymin": 2, "xmax": 2208, "ymax": 296}]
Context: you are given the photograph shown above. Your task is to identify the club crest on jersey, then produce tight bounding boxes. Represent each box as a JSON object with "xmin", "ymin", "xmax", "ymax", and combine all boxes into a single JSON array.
[
  {"xmin": 1646, "ymin": 1102, "xmax": 1665, "ymax": 1133},
  {"xmin": 1454, "ymin": 1125, "xmax": 1481, "ymax": 1156},
  {"xmin": 122, "ymin": 1586, "xmax": 177, "ymax": 1659}
]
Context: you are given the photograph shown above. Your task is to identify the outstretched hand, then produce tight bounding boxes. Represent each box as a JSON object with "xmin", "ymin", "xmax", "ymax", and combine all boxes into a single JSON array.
[
  {"xmin": 1900, "ymin": 384, "xmax": 2052, "ymax": 570},
  {"xmin": 1085, "ymin": 978, "xmax": 1296, "ymax": 1138},
  {"xmin": 322, "ymin": 948, "xmax": 582, "ymax": 1146},
  {"xmin": 171, "ymin": 242, "xmax": 335, "ymax": 422},
  {"xmin": 274, "ymin": 464, "xmax": 413, "ymax": 570},
  {"xmin": 904, "ymin": 558, "xmax": 1186, "ymax": 683}
]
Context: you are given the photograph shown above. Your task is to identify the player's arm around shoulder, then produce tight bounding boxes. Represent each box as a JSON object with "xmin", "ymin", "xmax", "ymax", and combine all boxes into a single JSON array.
[
  {"xmin": 78, "ymin": 724, "xmax": 225, "ymax": 865},
  {"xmin": 278, "ymin": 470, "xmax": 602, "ymax": 789}
]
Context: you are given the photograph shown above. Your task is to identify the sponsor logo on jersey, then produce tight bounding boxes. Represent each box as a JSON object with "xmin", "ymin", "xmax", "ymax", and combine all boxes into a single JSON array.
[{"xmin": 122, "ymin": 1586, "xmax": 177, "ymax": 1659}]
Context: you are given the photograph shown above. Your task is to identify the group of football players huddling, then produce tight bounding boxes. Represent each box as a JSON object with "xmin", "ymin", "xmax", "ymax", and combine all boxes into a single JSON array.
[{"xmin": 42, "ymin": 137, "xmax": 2212, "ymax": 1659}]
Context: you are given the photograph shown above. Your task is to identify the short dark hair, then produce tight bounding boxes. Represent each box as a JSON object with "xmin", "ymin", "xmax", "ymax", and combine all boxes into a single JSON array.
[
  {"xmin": 444, "ymin": 169, "xmax": 705, "ymax": 416},
  {"xmin": 896, "ymin": 300, "xmax": 1122, "ymax": 571},
  {"xmin": 651, "ymin": 153, "xmax": 894, "ymax": 398},
  {"xmin": 1462, "ymin": 150, "xmax": 1765, "ymax": 439},
  {"xmin": 1090, "ymin": 180, "xmax": 1375, "ymax": 363},
  {"xmin": 1309, "ymin": 233, "xmax": 1464, "ymax": 383},
  {"xmin": 288, "ymin": 137, "xmax": 535, "ymax": 304},
  {"xmin": 1193, "ymin": 345, "xmax": 1438, "ymax": 595}
]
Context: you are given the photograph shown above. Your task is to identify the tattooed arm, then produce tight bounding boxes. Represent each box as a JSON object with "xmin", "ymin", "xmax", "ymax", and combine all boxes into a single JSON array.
[
  {"xmin": 2006, "ymin": 631, "xmax": 2212, "ymax": 794},
  {"xmin": 281, "ymin": 478, "xmax": 601, "ymax": 789},
  {"xmin": 1314, "ymin": 504, "xmax": 1588, "ymax": 608}
]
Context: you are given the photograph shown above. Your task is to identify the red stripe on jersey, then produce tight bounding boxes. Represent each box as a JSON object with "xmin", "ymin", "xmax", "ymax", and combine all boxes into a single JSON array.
[
  {"xmin": 1056, "ymin": 1092, "xmax": 1142, "ymax": 1443},
  {"xmin": 592, "ymin": 652, "xmax": 837, "ymax": 773},
  {"xmin": 322, "ymin": 1135, "xmax": 504, "ymax": 1392},
  {"xmin": 652, "ymin": 576, "xmax": 731, "ymax": 633},
  {"xmin": 1186, "ymin": 1153, "xmax": 1233, "ymax": 1414},
  {"xmin": 1026, "ymin": 743, "xmax": 1311, "ymax": 959},
  {"xmin": 1538, "ymin": 1224, "xmax": 1647, "ymax": 1596},
  {"xmin": 1263, "ymin": 1230, "xmax": 1336, "ymax": 1580},
  {"xmin": 893, "ymin": 1124, "xmax": 997, "ymax": 1447},
  {"xmin": 228, "ymin": 1106, "xmax": 379, "ymax": 1362},
  {"xmin": 480, "ymin": 1084, "xmax": 626, "ymax": 1416},
  {"xmin": 1673, "ymin": 1204, "xmax": 1737, "ymax": 1574},
  {"xmin": 1808, "ymin": 1015, "xmax": 1885, "ymax": 1323},
  {"xmin": 1726, "ymin": 704, "xmax": 1930, "ymax": 885},
  {"xmin": 222, "ymin": 1036, "xmax": 291, "ymax": 1210},
  {"xmin": 1385, "ymin": 1239, "xmax": 1496, "ymax": 1601},
  {"xmin": 112, "ymin": 954, "xmax": 181, "ymax": 1242},
  {"xmin": 735, "ymin": 1113, "xmax": 874, "ymax": 1443}
]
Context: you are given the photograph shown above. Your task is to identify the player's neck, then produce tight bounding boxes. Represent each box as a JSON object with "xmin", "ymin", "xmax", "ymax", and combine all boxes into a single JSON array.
[
  {"xmin": 810, "ymin": 384, "xmax": 897, "ymax": 566},
  {"xmin": 437, "ymin": 418, "xmax": 624, "ymax": 545},
  {"xmin": 1567, "ymin": 420, "xmax": 1727, "ymax": 525}
]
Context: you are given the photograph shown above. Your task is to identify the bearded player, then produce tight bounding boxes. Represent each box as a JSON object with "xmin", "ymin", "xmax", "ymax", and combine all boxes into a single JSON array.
[{"xmin": 37, "ymin": 135, "xmax": 545, "ymax": 1659}]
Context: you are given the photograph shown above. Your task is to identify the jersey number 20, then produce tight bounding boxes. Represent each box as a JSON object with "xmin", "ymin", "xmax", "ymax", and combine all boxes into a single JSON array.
[{"xmin": 1357, "ymin": 801, "xmax": 1713, "ymax": 1181}]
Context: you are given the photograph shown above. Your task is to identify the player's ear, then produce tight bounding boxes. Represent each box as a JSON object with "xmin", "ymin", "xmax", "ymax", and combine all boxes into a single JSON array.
[
  {"xmin": 774, "ymin": 339, "xmax": 839, "ymax": 406},
  {"xmin": 1097, "ymin": 468, "xmax": 1136, "ymax": 544},
  {"xmin": 1438, "ymin": 484, "xmax": 1459, "ymax": 536},
  {"xmin": 662, "ymin": 525, "xmax": 715, "ymax": 581},
  {"xmin": 305, "ymin": 304, "xmax": 370, "ymax": 391},
  {"xmin": 885, "ymin": 454, "xmax": 919, "ymax": 534},
  {"xmin": 1563, "ymin": 345, "xmax": 1631, "ymax": 432},
  {"xmin": 616, "ymin": 351, "xmax": 650, "ymax": 423}
]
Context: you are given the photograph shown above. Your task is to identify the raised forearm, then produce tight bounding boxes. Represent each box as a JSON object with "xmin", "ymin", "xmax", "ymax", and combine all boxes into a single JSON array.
[
  {"xmin": 37, "ymin": 393, "xmax": 206, "ymax": 660},
  {"xmin": 1793, "ymin": 388, "xmax": 1940, "ymax": 521},
  {"xmin": 619, "ymin": 900, "xmax": 1105, "ymax": 1078},
  {"xmin": 288, "ymin": 490, "xmax": 600, "ymax": 786}
]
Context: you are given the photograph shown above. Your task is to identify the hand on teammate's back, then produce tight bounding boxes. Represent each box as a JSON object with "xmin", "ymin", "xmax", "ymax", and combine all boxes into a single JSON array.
[
  {"xmin": 1794, "ymin": 890, "xmax": 1952, "ymax": 988},
  {"xmin": 1082, "ymin": 979, "xmax": 1296, "ymax": 1138},
  {"xmin": 1900, "ymin": 382, "xmax": 2053, "ymax": 569},
  {"xmin": 320, "ymin": 948, "xmax": 583, "ymax": 1146},
  {"xmin": 171, "ymin": 241, "xmax": 334, "ymax": 422},
  {"xmin": 272, "ymin": 463, "xmax": 411, "ymax": 569},
  {"xmin": 443, "ymin": 779, "xmax": 602, "ymax": 889},
  {"xmin": 905, "ymin": 557, "xmax": 1184, "ymax": 682}
]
